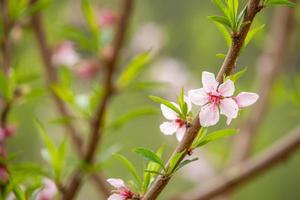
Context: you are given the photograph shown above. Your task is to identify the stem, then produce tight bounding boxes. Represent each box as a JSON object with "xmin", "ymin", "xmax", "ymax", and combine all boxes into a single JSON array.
[
  {"xmin": 29, "ymin": 0, "xmax": 111, "ymax": 197},
  {"xmin": 61, "ymin": 1, "xmax": 134, "ymax": 199},
  {"xmin": 141, "ymin": 1, "xmax": 261, "ymax": 199},
  {"xmin": 0, "ymin": 0, "xmax": 10, "ymax": 74},
  {"xmin": 171, "ymin": 126, "xmax": 300, "ymax": 200}
]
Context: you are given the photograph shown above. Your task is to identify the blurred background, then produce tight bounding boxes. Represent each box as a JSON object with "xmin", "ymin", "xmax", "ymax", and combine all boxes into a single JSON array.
[{"xmin": 2, "ymin": 0, "xmax": 300, "ymax": 199}]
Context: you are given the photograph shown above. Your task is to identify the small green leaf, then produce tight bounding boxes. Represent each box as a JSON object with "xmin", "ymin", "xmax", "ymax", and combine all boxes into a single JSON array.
[
  {"xmin": 211, "ymin": 0, "xmax": 230, "ymax": 18},
  {"xmin": 216, "ymin": 53, "xmax": 227, "ymax": 59},
  {"xmin": 175, "ymin": 158, "xmax": 199, "ymax": 172},
  {"xmin": 265, "ymin": 0, "xmax": 296, "ymax": 7},
  {"xmin": 168, "ymin": 151, "xmax": 184, "ymax": 174},
  {"xmin": 245, "ymin": 24, "xmax": 265, "ymax": 47},
  {"xmin": 196, "ymin": 129, "xmax": 238, "ymax": 147},
  {"xmin": 208, "ymin": 15, "xmax": 232, "ymax": 29},
  {"xmin": 118, "ymin": 52, "xmax": 151, "ymax": 88},
  {"xmin": 135, "ymin": 148, "xmax": 165, "ymax": 171},
  {"xmin": 149, "ymin": 96, "xmax": 181, "ymax": 116},
  {"xmin": 114, "ymin": 154, "xmax": 142, "ymax": 187},
  {"xmin": 228, "ymin": 67, "xmax": 248, "ymax": 82},
  {"xmin": 144, "ymin": 170, "xmax": 164, "ymax": 176},
  {"xmin": 214, "ymin": 22, "xmax": 231, "ymax": 48},
  {"xmin": 192, "ymin": 127, "xmax": 208, "ymax": 148}
]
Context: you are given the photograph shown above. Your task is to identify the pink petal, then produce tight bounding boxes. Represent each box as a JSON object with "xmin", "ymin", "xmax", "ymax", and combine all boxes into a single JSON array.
[
  {"xmin": 36, "ymin": 179, "xmax": 57, "ymax": 200},
  {"xmin": 226, "ymin": 117, "xmax": 233, "ymax": 125},
  {"xmin": 202, "ymin": 71, "xmax": 219, "ymax": 93},
  {"xmin": 218, "ymin": 79, "xmax": 235, "ymax": 97},
  {"xmin": 107, "ymin": 178, "xmax": 125, "ymax": 189},
  {"xmin": 235, "ymin": 92, "xmax": 259, "ymax": 108},
  {"xmin": 160, "ymin": 121, "xmax": 178, "ymax": 135},
  {"xmin": 176, "ymin": 126, "xmax": 186, "ymax": 141},
  {"xmin": 184, "ymin": 95, "xmax": 192, "ymax": 112},
  {"xmin": 199, "ymin": 103, "xmax": 220, "ymax": 127},
  {"xmin": 220, "ymin": 98, "xmax": 239, "ymax": 119},
  {"xmin": 188, "ymin": 88, "xmax": 209, "ymax": 106},
  {"xmin": 108, "ymin": 194, "xmax": 125, "ymax": 200},
  {"xmin": 160, "ymin": 104, "xmax": 178, "ymax": 120}
]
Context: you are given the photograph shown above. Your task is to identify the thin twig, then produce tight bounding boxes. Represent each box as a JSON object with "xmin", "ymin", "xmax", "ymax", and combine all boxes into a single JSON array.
[
  {"xmin": 231, "ymin": 5, "xmax": 295, "ymax": 163},
  {"xmin": 0, "ymin": 0, "xmax": 10, "ymax": 74},
  {"xmin": 141, "ymin": 1, "xmax": 261, "ymax": 199},
  {"xmin": 61, "ymin": 1, "xmax": 134, "ymax": 199},
  {"xmin": 29, "ymin": 0, "xmax": 111, "ymax": 197},
  {"xmin": 171, "ymin": 126, "xmax": 300, "ymax": 200}
]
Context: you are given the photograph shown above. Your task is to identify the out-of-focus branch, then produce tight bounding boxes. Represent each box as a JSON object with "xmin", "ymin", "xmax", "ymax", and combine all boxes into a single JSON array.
[
  {"xmin": 141, "ymin": 1, "xmax": 261, "ymax": 199},
  {"xmin": 29, "ymin": 0, "xmax": 111, "ymax": 197},
  {"xmin": 231, "ymin": 5, "xmax": 295, "ymax": 163},
  {"xmin": 171, "ymin": 126, "xmax": 300, "ymax": 200},
  {"xmin": 61, "ymin": 1, "xmax": 134, "ymax": 199},
  {"xmin": 0, "ymin": 0, "xmax": 10, "ymax": 74}
]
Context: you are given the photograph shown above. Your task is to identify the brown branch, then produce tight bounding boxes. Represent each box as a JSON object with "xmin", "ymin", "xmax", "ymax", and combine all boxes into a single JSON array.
[
  {"xmin": 171, "ymin": 126, "xmax": 300, "ymax": 200},
  {"xmin": 141, "ymin": 1, "xmax": 261, "ymax": 199},
  {"xmin": 0, "ymin": 0, "xmax": 10, "ymax": 74},
  {"xmin": 29, "ymin": 0, "xmax": 111, "ymax": 197},
  {"xmin": 61, "ymin": 1, "xmax": 134, "ymax": 199},
  {"xmin": 231, "ymin": 5, "xmax": 295, "ymax": 164}
]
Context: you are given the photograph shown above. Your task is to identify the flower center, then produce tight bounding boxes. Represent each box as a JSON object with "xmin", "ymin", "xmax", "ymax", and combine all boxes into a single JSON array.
[
  {"xmin": 119, "ymin": 188, "xmax": 134, "ymax": 199},
  {"xmin": 209, "ymin": 94, "xmax": 221, "ymax": 105},
  {"xmin": 175, "ymin": 118, "xmax": 185, "ymax": 128}
]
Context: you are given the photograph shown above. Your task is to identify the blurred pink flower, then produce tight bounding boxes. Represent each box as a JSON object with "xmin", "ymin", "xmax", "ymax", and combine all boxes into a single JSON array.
[
  {"xmin": 189, "ymin": 71, "xmax": 259, "ymax": 127},
  {"xmin": 36, "ymin": 178, "xmax": 57, "ymax": 200},
  {"xmin": 52, "ymin": 41, "xmax": 80, "ymax": 68},
  {"xmin": 107, "ymin": 178, "xmax": 134, "ymax": 200},
  {"xmin": 160, "ymin": 96, "xmax": 191, "ymax": 141},
  {"xmin": 75, "ymin": 60, "xmax": 99, "ymax": 80},
  {"xmin": 98, "ymin": 10, "xmax": 118, "ymax": 27},
  {"xmin": 0, "ymin": 166, "xmax": 9, "ymax": 183},
  {"xmin": 0, "ymin": 125, "xmax": 16, "ymax": 142}
]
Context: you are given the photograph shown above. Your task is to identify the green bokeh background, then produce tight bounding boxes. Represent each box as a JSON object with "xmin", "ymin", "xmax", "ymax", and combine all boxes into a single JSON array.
[{"xmin": 4, "ymin": 0, "xmax": 300, "ymax": 199}]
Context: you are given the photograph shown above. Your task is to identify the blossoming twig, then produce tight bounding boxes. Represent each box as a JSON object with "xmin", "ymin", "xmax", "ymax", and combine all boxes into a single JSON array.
[
  {"xmin": 171, "ymin": 126, "xmax": 300, "ymax": 200},
  {"xmin": 141, "ymin": 0, "xmax": 261, "ymax": 199}
]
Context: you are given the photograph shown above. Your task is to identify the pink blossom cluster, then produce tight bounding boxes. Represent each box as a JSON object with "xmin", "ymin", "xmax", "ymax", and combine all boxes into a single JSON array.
[
  {"xmin": 36, "ymin": 178, "xmax": 58, "ymax": 200},
  {"xmin": 107, "ymin": 178, "xmax": 135, "ymax": 200}
]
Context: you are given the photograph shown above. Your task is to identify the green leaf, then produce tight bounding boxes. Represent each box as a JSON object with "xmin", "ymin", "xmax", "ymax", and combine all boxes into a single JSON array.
[
  {"xmin": 144, "ymin": 170, "xmax": 164, "ymax": 176},
  {"xmin": 118, "ymin": 52, "xmax": 151, "ymax": 88},
  {"xmin": 244, "ymin": 24, "xmax": 265, "ymax": 47},
  {"xmin": 265, "ymin": 0, "xmax": 296, "ymax": 7},
  {"xmin": 211, "ymin": 0, "xmax": 230, "ymax": 18},
  {"xmin": 208, "ymin": 15, "xmax": 232, "ymax": 29},
  {"xmin": 149, "ymin": 96, "xmax": 181, "ymax": 116},
  {"xmin": 135, "ymin": 148, "xmax": 165, "ymax": 171},
  {"xmin": 214, "ymin": 22, "xmax": 232, "ymax": 48},
  {"xmin": 51, "ymin": 84, "xmax": 75, "ymax": 105},
  {"xmin": 196, "ymin": 129, "xmax": 238, "ymax": 147},
  {"xmin": 228, "ymin": 67, "xmax": 248, "ymax": 82},
  {"xmin": 107, "ymin": 107, "xmax": 158, "ymax": 131},
  {"xmin": 175, "ymin": 158, "xmax": 199, "ymax": 172},
  {"xmin": 177, "ymin": 88, "xmax": 188, "ymax": 117},
  {"xmin": 114, "ymin": 154, "xmax": 142, "ymax": 187},
  {"xmin": 216, "ymin": 53, "xmax": 227, "ymax": 59},
  {"xmin": 168, "ymin": 151, "xmax": 184, "ymax": 174},
  {"xmin": 192, "ymin": 127, "xmax": 208, "ymax": 148}
]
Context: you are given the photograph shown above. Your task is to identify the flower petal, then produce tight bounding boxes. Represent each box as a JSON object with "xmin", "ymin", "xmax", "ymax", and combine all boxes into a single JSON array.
[
  {"xmin": 184, "ymin": 95, "xmax": 192, "ymax": 112},
  {"xmin": 176, "ymin": 126, "xmax": 186, "ymax": 141},
  {"xmin": 199, "ymin": 103, "xmax": 220, "ymax": 127},
  {"xmin": 188, "ymin": 88, "xmax": 209, "ymax": 106},
  {"xmin": 235, "ymin": 92, "xmax": 259, "ymax": 108},
  {"xmin": 202, "ymin": 71, "xmax": 219, "ymax": 93},
  {"xmin": 160, "ymin": 104, "xmax": 178, "ymax": 120},
  {"xmin": 107, "ymin": 178, "xmax": 125, "ymax": 189},
  {"xmin": 108, "ymin": 194, "xmax": 125, "ymax": 200},
  {"xmin": 160, "ymin": 121, "xmax": 178, "ymax": 135},
  {"xmin": 226, "ymin": 117, "xmax": 233, "ymax": 125},
  {"xmin": 218, "ymin": 79, "xmax": 235, "ymax": 97},
  {"xmin": 220, "ymin": 98, "xmax": 239, "ymax": 119}
]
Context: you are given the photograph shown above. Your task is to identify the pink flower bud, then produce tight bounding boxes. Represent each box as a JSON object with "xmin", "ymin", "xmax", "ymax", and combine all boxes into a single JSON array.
[
  {"xmin": 52, "ymin": 41, "xmax": 80, "ymax": 68},
  {"xmin": 36, "ymin": 178, "xmax": 57, "ymax": 200},
  {"xmin": 0, "ymin": 166, "xmax": 9, "ymax": 183},
  {"xmin": 98, "ymin": 10, "xmax": 118, "ymax": 27},
  {"xmin": 75, "ymin": 60, "xmax": 100, "ymax": 80}
]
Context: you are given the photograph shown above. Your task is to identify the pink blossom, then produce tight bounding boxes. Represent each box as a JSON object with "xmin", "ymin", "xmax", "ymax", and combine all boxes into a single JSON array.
[
  {"xmin": 188, "ymin": 71, "xmax": 259, "ymax": 127},
  {"xmin": 98, "ymin": 10, "xmax": 118, "ymax": 27},
  {"xmin": 0, "ymin": 125, "xmax": 16, "ymax": 142},
  {"xmin": 0, "ymin": 166, "xmax": 9, "ymax": 183},
  {"xmin": 107, "ymin": 178, "xmax": 134, "ymax": 200},
  {"xmin": 75, "ymin": 60, "xmax": 99, "ymax": 80},
  {"xmin": 160, "ymin": 96, "xmax": 191, "ymax": 141},
  {"xmin": 52, "ymin": 41, "xmax": 80, "ymax": 68},
  {"xmin": 36, "ymin": 178, "xmax": 57, "ymax": 200}
]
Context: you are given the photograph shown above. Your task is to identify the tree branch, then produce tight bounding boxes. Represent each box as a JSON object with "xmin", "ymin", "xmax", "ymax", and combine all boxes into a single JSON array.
[
  {"xmin": 171, "ymin": 126, "xmax": 300, "ymax": 200},
  {"xmin": 141, "ymin": 1, "xmax": 261, "ymax": 199},
  {"xmin": 231, "ymin": 5, "xmax": 295, "ymax": 163},
  {"xmin": 61, "ymin": 1, "xmax": 134, "ymax": 199},
  {"xmin": 0, "ymin": 0, "xmax": 11, "ymax": 74}
]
